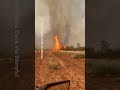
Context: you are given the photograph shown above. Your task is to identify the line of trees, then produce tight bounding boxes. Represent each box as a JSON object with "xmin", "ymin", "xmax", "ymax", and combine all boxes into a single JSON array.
[
  {"xmin": 86, "ymin": 40, "xmax": 120, "ymax": 58},
  {"xmin": 60, "ymin": 43, "xmax": 85, "ymax": 51}
]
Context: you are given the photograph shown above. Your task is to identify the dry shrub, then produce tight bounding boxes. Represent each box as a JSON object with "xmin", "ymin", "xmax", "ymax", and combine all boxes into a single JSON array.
[{"xmin": 48, "ymin": 59, "xmax": 60, "ymax": 70}]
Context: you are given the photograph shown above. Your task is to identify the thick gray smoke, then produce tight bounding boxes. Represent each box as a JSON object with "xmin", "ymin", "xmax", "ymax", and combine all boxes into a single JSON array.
[
  {"xmin": 35, "ymin": 0, "xmax": 85, "ymax": 49},
  {"xmin": 44, "ymin": 0, "xmax": 72, "ymax": 46}
]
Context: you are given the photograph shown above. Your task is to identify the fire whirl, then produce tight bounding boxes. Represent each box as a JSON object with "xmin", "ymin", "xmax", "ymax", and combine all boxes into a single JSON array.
[{"xmin": 55, "ymin": 36, "xmax": 61, "ymax": 51}]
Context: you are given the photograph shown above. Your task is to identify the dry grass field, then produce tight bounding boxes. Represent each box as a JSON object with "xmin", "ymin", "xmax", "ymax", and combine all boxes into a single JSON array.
[{"xmin": 35, "ymin": 50, "xmax": 85, "ymax": 90}]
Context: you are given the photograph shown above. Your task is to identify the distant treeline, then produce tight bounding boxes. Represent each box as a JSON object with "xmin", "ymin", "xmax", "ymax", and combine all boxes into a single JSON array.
[
  {"xmin": 86, "ymin": 48, "xmax": 120, "ymax": 58},
  {"xmin": 86, "ymin": 40, "xmax": 120, "ymax": 58},
  {"xmin": 60, "ymin": 46, "xmax": 85, "ymax": 51}
]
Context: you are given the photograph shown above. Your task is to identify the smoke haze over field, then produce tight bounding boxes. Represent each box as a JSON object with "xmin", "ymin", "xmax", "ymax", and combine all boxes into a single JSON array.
[{"xmin": 35, "ymin": 0, "xmax": 85, "ymax": 49}]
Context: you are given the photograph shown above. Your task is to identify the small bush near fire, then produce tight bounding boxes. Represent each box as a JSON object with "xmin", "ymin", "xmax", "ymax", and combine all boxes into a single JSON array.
[{"xmin": 48, "ymin": 59, "xmax": 60, "ymax": 70}]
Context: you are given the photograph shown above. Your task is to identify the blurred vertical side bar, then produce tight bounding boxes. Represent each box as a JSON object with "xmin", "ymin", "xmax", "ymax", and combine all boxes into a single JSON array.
[
  {"xmin": 86, "ymin": 0, "xmax": 120, "ymax": 90},
  {"xmin": 0, "ymin": 0, "xmax": 35, "ymax": 90}
]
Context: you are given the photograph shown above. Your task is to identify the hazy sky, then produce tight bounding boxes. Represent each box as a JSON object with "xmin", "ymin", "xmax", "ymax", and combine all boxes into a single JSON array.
[{"xmin": 35, "ymin": 0, "xmax": 85, "ymax": 49}]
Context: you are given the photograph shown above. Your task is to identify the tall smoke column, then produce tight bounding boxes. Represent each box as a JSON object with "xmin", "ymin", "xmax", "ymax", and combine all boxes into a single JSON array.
[{"xmin": 44, "ymin": 0, "xmax": 72, "ymax": 47}]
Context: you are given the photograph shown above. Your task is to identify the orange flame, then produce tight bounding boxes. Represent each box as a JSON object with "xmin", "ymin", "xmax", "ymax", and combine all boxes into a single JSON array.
[{"xmin": 55, "ymin": 36, "xmax": 61, "ymax": 51}]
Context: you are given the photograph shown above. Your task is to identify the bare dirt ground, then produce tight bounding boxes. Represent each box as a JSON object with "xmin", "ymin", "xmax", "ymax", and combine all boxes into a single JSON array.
[
  {"xmin": 35, "ymin": 51, "xmax": 85, "ymax": 90},
  {"xmin": 86, "ymin": 75, "xmax": 120, "ymax": 90},
  {"xmin": 86, "ymin": 59, "xmax": 120, "ymax": 90}
]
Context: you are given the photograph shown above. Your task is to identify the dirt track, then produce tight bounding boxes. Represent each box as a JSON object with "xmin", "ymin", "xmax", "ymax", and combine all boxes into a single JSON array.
[{"xmin": 35, "ymin": 51, "xmax": 85, "ymax": 90}]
